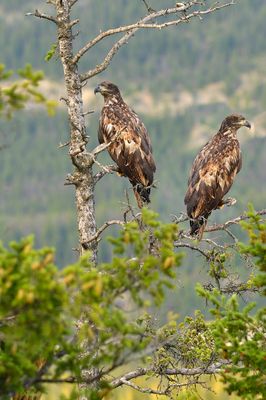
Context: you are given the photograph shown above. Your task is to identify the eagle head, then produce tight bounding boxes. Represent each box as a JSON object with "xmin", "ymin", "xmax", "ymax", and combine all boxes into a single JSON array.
[
  {"xmin": 94, "ymin": 81, "xmax": 121, "ymax": 97},
  {"xmin": 220, "ymin": 114, "xmax": 251, "ymax": 133}
]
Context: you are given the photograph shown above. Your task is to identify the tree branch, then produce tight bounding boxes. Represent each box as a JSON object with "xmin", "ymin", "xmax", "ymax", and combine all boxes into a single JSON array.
[
  {"xmin": 118, "ymin": 377, "xmax": 203, "ymax": 395},
  {"xmin": 25, "ymin": 9, "xmax": 58, "ymax": 24},
  {"xmin": 94, "ymin": 165, "xmax": 118, "ymax": 184},
  {"xmin": 174, "ymin": 242, "xmax": 210, "ymax": 259},
  {"xmin": 205, "ymin": 209, "xmax": 266, "ymax": 233},
  {"xmin": 79, "ymin": 1, "xmax": 235, "ymax": 80},
  {"xmin": 74, "ymin": 1, "xmax": 199, "ymax": 64},
  {"xmin": 90, "ymin": 125, "xmax": 126, "ymax": 157},
  {"xmin": 69, "ymin": 0, "xmax": 79, "ymax": 8},
  {"xmin": 82, "ymin": 220, "xmax": 124, "ymax": 246},
  {"xmin": 111, "ymin": 361, "xmax": 230, "ymax": 389}
]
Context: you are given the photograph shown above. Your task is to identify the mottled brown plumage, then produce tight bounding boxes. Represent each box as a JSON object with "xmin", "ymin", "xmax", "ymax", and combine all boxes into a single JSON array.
[
  {"xmin": 95, "ymin": 81, "xmax": 156, "ymax": 208},
  {"xmin": 184, "ymin": 114, "xmax": 251, "ymax": 237}
]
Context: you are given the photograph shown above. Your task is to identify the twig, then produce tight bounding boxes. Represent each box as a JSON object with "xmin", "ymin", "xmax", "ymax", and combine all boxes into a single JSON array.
[
  {"xmin": 172, "ymin": 213, "xmax": 189, "ymax": 223},
  {"xmin": 111, "ymin": 361, "xmax": 230, "ymax": 389},
  {"xmin": 119, "ymin": 378, "xmax": 202, "ymax": 395},
  {"xmin": 82, "ymin": 220, "xmax": 124, "ymax": 245},
  {"xmin": 25, "ymin": 9, "xmax": 58, "ymax": 24},
  {"xmin": 94, "ymin": 165, "xmax": 118, "ymax": 183},
  {"xmin": 69, "ymin": 0, "xmax": 79, "ymax": 7},
  {"xmin": 203, "ymin": 282, "xmax": 260, "ymax": 295},
  {"xmin": 34, "ymin": 377, "xmax": 76, "ymax": 384},
  {"xmin": 68, "ymin": 19, "xmax": 79, "ymax": 29},
  {"xmin": 82, "ymin": 109, "xmax": 94, "ymax": 116},
  {"xmin": 174, "ymin": 242, "xmax": 210, "ymax": 259},
  {"xmin": 205, "ymin": 209, "xmax": 266, "ymax": 233},
  {"xmin": 141, "ymin": 0, "xmax": 156, "ymax": 13},
  {"xmin": 74, "ymin": 1, "xmax": 200, "ymax": 64},
  {"xmin": 58, "ymin": 141, "xmax": 70, "ymax": 148},
  {"xmin": 79, "ymin": 1, "xmax": 235, "ymax": 80},
  {"xmin": 90, "ymin": 125, "xmax": 126, "ymax": 157}
]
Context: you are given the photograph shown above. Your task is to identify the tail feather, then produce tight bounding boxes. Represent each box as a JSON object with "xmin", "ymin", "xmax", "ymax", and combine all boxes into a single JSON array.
[
  {"xmin": 137, "ymin": 185, "xmax": 151, "ymax": 204},
  {"xmin": 190, "ymin": 219, "xmax": 203, "ymax": 236},
  {"xmin": 133, "ymin": 184, "xmax": 151, "ymax": 208},
  {"xmin": 189, "ymin": 215, "xmax": 209, "ymax": 238}
]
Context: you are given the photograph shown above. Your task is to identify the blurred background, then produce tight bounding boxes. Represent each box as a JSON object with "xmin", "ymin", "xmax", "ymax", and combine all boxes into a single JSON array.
[{"xmin": 0, "ymin": 1, "xmax": 265, "ymax": 398}]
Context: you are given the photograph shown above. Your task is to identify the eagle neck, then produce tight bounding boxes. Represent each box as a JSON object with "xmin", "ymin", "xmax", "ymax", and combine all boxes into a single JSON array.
[
  {"xmin": 104, "ymin": 94, "xmax": 123, "ymax": 106},
  {"xmin": 218, "ymin": 127, "xmax": 238, "ymax": 138}
]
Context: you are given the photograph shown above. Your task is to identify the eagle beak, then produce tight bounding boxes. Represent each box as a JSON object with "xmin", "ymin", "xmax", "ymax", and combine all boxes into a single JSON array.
[
  {"xmin": 243, "ymin": 119, "xmax": 251, "ymax": 129},
  {"xmin": 94, "ymin": 85, "xmax": 101, "ymax": 95}
]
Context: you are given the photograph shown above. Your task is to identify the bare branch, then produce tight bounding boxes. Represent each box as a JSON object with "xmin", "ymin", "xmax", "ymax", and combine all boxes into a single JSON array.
[
  {"xmin": 203, "ymin": 281, "xmax": 261, "ymax": 295},
  {"xmin": 82, "ymin": 109, "xmax": 94, "ymax": 116},
  {"xmin": 119, "ymin": 377, "xmax": 202, "ymax": 395},
  {"xmin": 82, "ymin": 220, "xmax": 124, "ymax": 245},
  {"xmin": 26, "ymin": 9, "xmax": 58, "ymax": 24},
  {"xmin": 68, "ymin": 18, "xmax": 80, "ymax": 29},
  {"xmin": 94, "ymin": 165, "xmax": 118, "ymax": 184},
  {"xmin": 58, "ymin": 141, "xmax": 70, "ymax": 149},
  {"xmin": 141, "ymin": 0, "xmax": 156, "ymax": 14},
  {"xmin": 174, "ymin": 242, "xmax": 210, "ymax": 259},
  {"xmin": 74, "ymin": 1, "xmax": 195, "ymax": 64},
  {"xmin": 205, "ymin": 209, "xmax": 266, "ymax": 233},
  {"xmin": 79, "ymin": 1, "xmax": 235, "ymax": 80},
  {"xmin": 69, "ymin": 0, "xmax": 78, "ymax": 8},
  {"xmin": 90, "ymin": 125, "xmax": 126, "ymax": 157},
  {"xmin": 111, "ymin": 361, "xmax": 230, "ymax": 389}
]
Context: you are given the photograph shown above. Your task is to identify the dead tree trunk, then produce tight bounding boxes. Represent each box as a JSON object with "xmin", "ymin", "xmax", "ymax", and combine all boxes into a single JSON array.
[{"xmin": 56, "ymin": 0, "xmax": 97, "ymax": 263}]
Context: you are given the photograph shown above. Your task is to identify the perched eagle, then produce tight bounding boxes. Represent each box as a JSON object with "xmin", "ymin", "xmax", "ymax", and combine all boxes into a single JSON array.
[
  {"xmin": 94, "ymin": 81, "xmax": 156, "ymax": 208},
  {"xmin": 184, "ymin": 114, "xmax": 251, "ymax": 237}
]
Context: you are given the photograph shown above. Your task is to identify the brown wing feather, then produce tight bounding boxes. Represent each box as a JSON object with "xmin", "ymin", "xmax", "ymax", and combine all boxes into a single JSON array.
[
  {"xmin": 99, "ymin": 101, "xmax": 156, "ymax": 187},
  {"xmin": 184, "ymin": 133, "xmax": 241, "ymax": 221}
]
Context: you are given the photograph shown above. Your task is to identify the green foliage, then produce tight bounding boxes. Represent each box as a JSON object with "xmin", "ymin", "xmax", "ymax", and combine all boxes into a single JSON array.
[
  {"xmin": 197, "ymin": 210, "xmax": 266, "ymax": 400},
  {"xmin": 154, "ymin": 310, "xmax": 215, "ymax": 372},
  {"xmin": 0, "ymin": 209, "xmax": 182, "ymax": 398},
  {"xmin": 0, "ymin": 236, "xmax": 69, "ymax": 397},
  {"xmin": 45, "ymin": 43, "xmax": 58, "ymax": 62},
  {"xmin": 0, "ymin": 63, "xmax": 57, "ymax": 118},
  {"xmin": 239, "ymin": 205, "xmax": 266, "ymax": 295}
]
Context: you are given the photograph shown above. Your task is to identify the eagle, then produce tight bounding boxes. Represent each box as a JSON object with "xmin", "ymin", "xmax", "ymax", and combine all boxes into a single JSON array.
[
  {"xmin": 94, "ymin": 81, "xmax": 156, "ymax": 208},
  {"xmin": 184, "ymin": 114, "xmax": 251, "ymax": 238}
]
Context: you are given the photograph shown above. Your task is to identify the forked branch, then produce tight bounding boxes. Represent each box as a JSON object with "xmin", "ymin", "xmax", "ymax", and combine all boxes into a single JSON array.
[
  {"xmin": 26, "ymin": 9, "xmax": 58, "ymax": 24},
  {"xmin": 79, "ymin": 1, "xmax": 235, "ymax": 80},
  {"xmin": 111, "ymin": 360, "xmax": 230, "ymax": 390},
  {"xmin": 205, "ymin": 209, "xmax": 266, "ymax": 233}
]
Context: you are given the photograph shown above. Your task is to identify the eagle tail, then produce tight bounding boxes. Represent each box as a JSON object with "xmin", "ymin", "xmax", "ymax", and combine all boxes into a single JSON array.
[
  {"xmin": 133, "ymin": 184, "xmax": 151, "ymax": 208},
  {"xmin": 189, "ymin": 215, "xmax": 208, "ymax": 239}
]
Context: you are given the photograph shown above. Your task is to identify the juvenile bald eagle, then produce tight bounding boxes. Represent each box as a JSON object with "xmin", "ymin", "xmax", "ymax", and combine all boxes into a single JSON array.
[
  {"xmin": 184, "ymin": 114, "xmax": 251, "ymax": 237},
  {"xmin": 95, "ymin": 81, "xmax": 156, "ymax": 208}
]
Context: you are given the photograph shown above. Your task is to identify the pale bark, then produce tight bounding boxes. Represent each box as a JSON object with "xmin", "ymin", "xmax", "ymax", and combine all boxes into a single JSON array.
[{"xmin": 55, "ymin": 0, "xmax": 97, "ymax": 263}]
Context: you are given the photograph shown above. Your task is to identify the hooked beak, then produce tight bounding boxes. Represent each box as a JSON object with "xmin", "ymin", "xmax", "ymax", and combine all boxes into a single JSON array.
[
  {"xmin": 243, "ymin": 119, "xmax": 251, "ymax": 129},
  {"xmin": 94, "ymin": 85, "xmax": 101, "ymax": 95}
]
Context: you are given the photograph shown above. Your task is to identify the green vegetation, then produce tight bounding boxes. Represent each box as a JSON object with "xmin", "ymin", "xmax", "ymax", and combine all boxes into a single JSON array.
[
  {"xmin": 198, "ymin": 209, "xmax": 266, "ymax": 399},
  {"xmin": 0, "ymin": 210, "xmax": 265, "ymax": 399},
  {"xmin": 0, "ymin": 64, "xmax": 56, "ymax": 119}
]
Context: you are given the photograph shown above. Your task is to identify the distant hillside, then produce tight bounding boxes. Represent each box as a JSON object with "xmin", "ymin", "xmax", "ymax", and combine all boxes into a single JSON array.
[{"xmin": 1, "ymin": 0, "xmax": 266, "ymax": 94}]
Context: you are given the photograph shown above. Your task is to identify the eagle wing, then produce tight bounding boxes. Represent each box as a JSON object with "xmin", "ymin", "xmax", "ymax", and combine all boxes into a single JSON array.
[
  {"xmin": 184, "ymin": 135, "xmax": 241, "ymax": 220},
  {"xmin": 99, "ymin": 104, "xmax": 156, "ymax": 187}
]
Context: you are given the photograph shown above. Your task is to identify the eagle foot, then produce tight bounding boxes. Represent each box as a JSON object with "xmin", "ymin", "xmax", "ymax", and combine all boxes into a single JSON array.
[{"xmin": 224, "ymin": 197, "xmax": 237, "ymax": 207}]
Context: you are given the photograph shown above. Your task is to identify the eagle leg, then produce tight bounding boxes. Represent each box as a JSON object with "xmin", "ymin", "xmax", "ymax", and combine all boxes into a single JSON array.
[
  {"xmin": 133, "ymin": 187, "xmax": 144, "ymax": 209},
  {"xmin": 216, "ymin": 197, "xmax": 237, "ymax": 209},
  {"xmin": 197, "ymin": 221, "xmax": 207, "ymax": 241},
  {"xmin": 116, "ymin": 168, "xmax": 126, "ymax": 177},
  {"xmin": 224, "ymin": 197, "xmax": 237, "ymax": 207}
]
